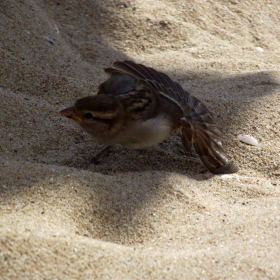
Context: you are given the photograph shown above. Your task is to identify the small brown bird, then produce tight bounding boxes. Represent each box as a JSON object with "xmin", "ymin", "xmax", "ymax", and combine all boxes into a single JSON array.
[{"xmin": 60, "ymin": 60, "xmax": 238, "ymax": 174}]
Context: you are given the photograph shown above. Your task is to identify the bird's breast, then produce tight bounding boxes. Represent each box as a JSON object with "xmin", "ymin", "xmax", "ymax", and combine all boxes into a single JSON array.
[{"xmin": 120, "ymin": 114, "xmax": 174, "ymax": 149}]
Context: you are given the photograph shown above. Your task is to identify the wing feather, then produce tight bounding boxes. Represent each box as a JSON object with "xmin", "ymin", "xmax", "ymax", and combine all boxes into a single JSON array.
[{"xmin": 103, "ymin": 60, "xmax": 238, "ymax": 174}]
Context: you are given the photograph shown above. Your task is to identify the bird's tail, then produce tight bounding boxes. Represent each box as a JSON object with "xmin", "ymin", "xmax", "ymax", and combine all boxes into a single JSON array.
[{"xmin": 180, "ymin": 94, "xmax": 238, "ymax": 174}]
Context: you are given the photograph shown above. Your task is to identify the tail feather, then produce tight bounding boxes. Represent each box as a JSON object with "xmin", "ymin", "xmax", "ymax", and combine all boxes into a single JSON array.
[{"xmin": 182, "ymin": 112, "xmax": 238, "ymax": 174}]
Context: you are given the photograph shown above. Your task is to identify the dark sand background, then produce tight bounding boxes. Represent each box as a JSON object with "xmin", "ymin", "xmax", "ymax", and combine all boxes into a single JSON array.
[{"xmin": 0, "ymin": 0, "xmax": 280, "ymax": 278}]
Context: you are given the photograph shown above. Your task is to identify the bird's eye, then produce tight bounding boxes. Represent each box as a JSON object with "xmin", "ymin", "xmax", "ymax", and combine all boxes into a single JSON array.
[{"xmin": 84, "ymin": 113, "xmax": 93, "ymax": 119}]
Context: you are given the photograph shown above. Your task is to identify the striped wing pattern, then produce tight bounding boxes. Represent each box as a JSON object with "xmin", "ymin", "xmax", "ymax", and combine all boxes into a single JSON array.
[{"xmin": 105, "ymin": 61, "xmax": 237, "ymax": 174}]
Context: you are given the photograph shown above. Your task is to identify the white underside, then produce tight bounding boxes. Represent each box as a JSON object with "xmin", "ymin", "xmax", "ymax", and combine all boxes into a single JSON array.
[{"xmin": 120, "ymin": 114, "xmax": 173, "ymax": 149}]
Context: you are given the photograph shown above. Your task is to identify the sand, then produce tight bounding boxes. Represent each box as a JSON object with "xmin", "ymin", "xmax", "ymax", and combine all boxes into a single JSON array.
[{"xmin": 0, "ymin": 0, "xmax": 280, "ymax": 278}]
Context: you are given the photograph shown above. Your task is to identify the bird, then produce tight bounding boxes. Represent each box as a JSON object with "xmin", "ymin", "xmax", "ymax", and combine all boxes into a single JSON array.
[{"xmin": 60, "ymin": 60, "xmax": 238, "ymax": 174}]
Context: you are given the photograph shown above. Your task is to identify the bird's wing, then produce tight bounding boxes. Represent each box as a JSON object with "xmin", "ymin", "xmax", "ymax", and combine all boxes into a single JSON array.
[
  {"xmin": 103, "ymin": 61, "xmax": 238, "ymax": 174},
  {"xmin": 117, "ymin": 88, "xmax": 160, "ymax": 121}
]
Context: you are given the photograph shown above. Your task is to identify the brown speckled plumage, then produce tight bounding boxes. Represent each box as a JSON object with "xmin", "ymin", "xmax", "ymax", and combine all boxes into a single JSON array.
[{"xmin": 60, "ymin": 61, "xmax": 238, "ymax": 174}]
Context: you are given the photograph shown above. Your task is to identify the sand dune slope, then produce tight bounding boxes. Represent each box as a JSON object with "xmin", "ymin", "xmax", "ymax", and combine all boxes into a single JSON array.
[{"xmin": 0, "ymin": 0, "xmax": 280, "ymax": 278}]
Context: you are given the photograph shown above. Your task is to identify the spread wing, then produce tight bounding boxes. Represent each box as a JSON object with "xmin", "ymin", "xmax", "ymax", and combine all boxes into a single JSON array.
[{"xmin": 99, "ymin": 60, "xmax": 238, "ymax": 174}]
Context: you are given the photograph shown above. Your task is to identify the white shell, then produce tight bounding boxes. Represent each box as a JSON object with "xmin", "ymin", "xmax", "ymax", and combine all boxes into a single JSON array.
[
  {"xmin": 238, "ymin": 134, "xmax": 258, "ymax": 146},
  {"xmin": 256, "ymin": 47, "xmax": 264, "ymax": 52}
]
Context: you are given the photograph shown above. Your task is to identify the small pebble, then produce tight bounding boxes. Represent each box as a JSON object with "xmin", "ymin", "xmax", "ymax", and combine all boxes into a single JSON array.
[{"xmin": 45, "ymin": 36, "xmax": 54, "ymax": 45}]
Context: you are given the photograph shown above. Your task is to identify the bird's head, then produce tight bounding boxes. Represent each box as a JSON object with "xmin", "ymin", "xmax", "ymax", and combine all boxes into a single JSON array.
[{"xmin": 60, "ymin": 95, "xmax": 122, "ymax": 140}]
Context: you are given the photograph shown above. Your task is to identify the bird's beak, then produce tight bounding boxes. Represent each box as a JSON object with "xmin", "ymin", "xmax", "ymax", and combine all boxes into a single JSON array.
[{"xmin": 59, "ymin": 106, "xmax": 82, "ymax": 122}]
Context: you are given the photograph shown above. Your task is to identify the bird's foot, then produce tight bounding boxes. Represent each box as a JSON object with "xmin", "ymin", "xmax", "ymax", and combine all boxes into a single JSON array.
[{"xmin": 90, "ymin": 146, "xmax": 111, "ymax": 164}]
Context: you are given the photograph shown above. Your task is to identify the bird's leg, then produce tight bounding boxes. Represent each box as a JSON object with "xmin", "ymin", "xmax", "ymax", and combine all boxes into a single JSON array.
[{"xmin": 90, "ymin": 146, "xmax": 111, "ymax": 164}]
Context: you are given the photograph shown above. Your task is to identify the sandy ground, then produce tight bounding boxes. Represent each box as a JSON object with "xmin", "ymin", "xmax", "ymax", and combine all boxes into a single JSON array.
[{"xmin": 1, "ymin": 0, "xmax": 280, "ymax": 279}]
